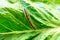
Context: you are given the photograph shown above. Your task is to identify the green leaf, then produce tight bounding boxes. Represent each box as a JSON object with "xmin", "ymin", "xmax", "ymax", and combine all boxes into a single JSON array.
[
  {"xmin": 31, "ymin": 0, "xmax": 60, "ymax": 4},
  {"xmin": 0, "ymin": 0, "xmax": 60, "ymax": 40}
]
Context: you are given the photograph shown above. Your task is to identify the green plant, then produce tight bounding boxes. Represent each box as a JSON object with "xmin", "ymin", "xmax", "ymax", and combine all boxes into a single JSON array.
[{"xmin": 0, "ymin": 0, "xmax": 60, "ymax": 40}]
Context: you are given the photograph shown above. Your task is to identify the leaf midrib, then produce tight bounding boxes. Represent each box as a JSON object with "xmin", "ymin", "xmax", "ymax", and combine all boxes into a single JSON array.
[{"xmin": 0, "ymin": 27, "xmax": 60, "ymax": 34}]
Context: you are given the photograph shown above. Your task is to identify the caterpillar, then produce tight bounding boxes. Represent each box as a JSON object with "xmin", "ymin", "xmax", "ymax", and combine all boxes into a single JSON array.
[{"xmin": 24, "ymin": 8, "xmax": 36, "ymax": 30}]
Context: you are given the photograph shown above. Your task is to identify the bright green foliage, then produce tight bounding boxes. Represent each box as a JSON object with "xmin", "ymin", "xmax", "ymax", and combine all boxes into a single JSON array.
[
  {"xmin": 31, "ymin": 0, "xmax": 60, "ymax": 4},
  {"xmin": 0, "ymin": 0, "xmax": 60, "ymax": 40}
]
